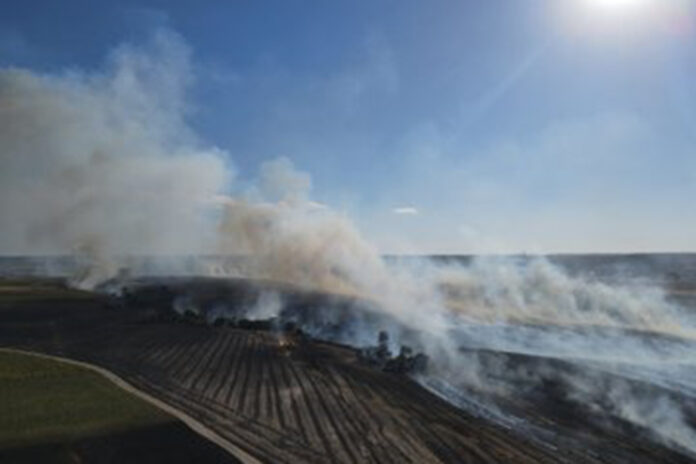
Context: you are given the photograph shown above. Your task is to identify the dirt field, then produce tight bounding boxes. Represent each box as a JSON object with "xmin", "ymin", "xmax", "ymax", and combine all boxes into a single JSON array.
[{"xmin": 0, "ymin": 279, "xmax": 693, "ymax": 463}]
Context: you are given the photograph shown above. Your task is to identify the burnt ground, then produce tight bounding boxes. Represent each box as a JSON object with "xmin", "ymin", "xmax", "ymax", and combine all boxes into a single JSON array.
[{"xmin": 0, "ymin": 279, "xmax": 694, "ymax": 463}]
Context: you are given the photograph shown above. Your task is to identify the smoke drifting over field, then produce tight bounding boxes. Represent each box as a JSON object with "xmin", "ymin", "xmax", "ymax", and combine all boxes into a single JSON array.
[
  {"xmin": 1, "ymin": 32, "xmax": 695, "ymax": 455},
  {"xmin": 0, "ymin": 30, "xmax": 228, "ymax": 286}
]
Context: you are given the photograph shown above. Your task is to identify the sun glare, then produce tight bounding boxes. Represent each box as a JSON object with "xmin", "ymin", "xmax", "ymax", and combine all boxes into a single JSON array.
[
  {"xmin": 586, "ymin": 0, "xmax": 648, "ymax": 11},
  {"xmin": 564, "ymin": 0, "xmax": 660, "ymax": 40}
]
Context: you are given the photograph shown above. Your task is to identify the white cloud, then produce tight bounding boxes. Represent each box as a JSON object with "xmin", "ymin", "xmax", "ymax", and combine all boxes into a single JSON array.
[{"xmin": 393, "ymin": 206, "xmax": 419, "ymax": 215}]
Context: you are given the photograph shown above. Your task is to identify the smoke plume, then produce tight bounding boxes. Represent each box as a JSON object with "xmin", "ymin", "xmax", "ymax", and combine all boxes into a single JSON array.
[
  {"xmin": 0, "ymin": 30, "xmax": 228, "ymax": 287},
  {"xmin": 1, "ymin": 31, "xmax": 695, "ymax": 455}
]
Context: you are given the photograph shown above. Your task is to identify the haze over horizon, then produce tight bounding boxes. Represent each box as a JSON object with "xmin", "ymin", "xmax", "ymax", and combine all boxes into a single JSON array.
[
  {"xmin": 1, "ymin": 0, "xmax": 695, "ymax": 255},
  {"xmin": 3, "ymin": 3, "xmax": 696, "ymax": 459}
]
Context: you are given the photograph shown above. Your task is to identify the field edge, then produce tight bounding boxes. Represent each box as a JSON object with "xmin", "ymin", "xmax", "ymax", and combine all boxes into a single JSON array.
[{"xmin": 0, "ymin": 346, "xmax": 260, "ymax": 464}]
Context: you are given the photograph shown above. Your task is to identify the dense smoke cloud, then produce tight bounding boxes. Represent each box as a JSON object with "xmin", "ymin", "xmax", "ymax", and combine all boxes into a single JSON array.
[
  {"xmin": 1, "ymin": 31, "xmax": 694, "ymax": 455},
  {"xmin": 214, "ymin": 164, "xmax": 696, "ymax": 454},
  {"xmin": 0, "ymin": 30, "xmax": 228, "ymax": 285}
]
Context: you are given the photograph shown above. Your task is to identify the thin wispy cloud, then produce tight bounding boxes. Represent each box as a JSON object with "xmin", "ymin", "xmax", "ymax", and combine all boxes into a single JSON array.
[{"xmin": 393, "ymin": 207, "xmax": 419, "ymax": 216}]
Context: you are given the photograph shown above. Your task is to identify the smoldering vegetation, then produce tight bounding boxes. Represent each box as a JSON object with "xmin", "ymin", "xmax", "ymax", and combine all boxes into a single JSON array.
[
  {"xmin": 0, "ymin": 280, "xmax": 580, "ymax": 463},
  {"xmin": 2, "ymin": 278, "xmax": 694, "ymax": 463},
  {"xmin": 93, "ymin": 255, "xmax": 695, "ymax": 459},
  {"xmin": 2, "ymin": 30, "xmax": 696, "ymax": 461}
]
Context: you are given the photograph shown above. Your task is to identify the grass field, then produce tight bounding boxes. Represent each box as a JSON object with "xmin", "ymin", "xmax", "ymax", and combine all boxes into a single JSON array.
[
  {"xmin": 0, "ymin": 350, "xmax": 171, "ymax": 450},
  {"xmin": 0, "ymin": 280, "xmax": 241, "ymax": 464}
]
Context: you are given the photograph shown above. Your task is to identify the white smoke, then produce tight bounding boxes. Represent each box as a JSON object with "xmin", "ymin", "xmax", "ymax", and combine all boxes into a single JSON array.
[
  {"xmin": 1, "ymin": 30, "xmax": 694, "ymax": 455},
  {"xmin": 0, "ymin": 29, "xmax": 228, "ymax": 287},
  {"xmin": 211, "ymin": 155, "xmax": 696, "ymax": 454}
]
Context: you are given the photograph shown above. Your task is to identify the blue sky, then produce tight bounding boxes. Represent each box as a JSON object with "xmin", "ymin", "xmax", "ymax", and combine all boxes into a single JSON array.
[{"xmin": 2, "ymin": 0, "xmax": 695, "ymax": 253}]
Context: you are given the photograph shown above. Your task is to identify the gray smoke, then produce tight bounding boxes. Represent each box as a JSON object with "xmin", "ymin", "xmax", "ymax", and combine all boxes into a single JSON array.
[
  {"xmin": 0, "ymin": 30, "xmax": 228, "ymax": 287},
  {"xmin": 213, "ymin": 160, "xmax": 696, "ymax": 453},
  {"xmin": 1, "ymin": 30, "xmax": 694, "ymax": 455}
]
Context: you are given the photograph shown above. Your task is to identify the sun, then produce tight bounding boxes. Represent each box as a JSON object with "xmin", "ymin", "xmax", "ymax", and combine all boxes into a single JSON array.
[{"xmin": 586, "ymin": 0, "xmax": 648, "ymax": 10}]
